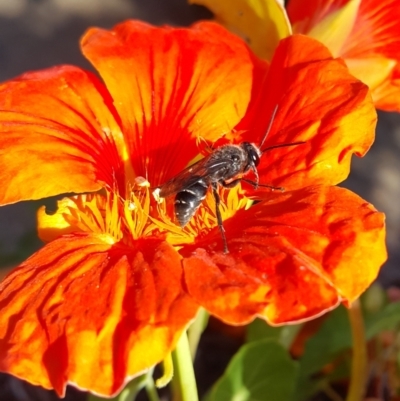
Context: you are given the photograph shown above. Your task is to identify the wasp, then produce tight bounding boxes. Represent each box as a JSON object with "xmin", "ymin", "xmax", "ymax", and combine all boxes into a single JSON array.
[{"xmin": 153, "ymin": 107, "xmax": 304, "ymax": 253}]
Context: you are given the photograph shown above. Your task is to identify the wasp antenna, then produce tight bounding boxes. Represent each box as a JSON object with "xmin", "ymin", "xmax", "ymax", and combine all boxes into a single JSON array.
[
  {"xmin": 259, "ymin": 104, "xmax": 279, "ymax": 148},
  {"xmin": 261, "ymin": 140, "xmax": 306, "ymax": 153}
]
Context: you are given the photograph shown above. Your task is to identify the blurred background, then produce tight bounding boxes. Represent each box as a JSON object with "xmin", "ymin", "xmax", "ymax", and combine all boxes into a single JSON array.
[{"xmin": 0, "ymin": 0, "xmax": 399, "ymax": 400}]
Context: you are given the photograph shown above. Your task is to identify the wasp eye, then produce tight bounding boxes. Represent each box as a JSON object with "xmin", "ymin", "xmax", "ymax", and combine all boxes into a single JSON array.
[{"xmin": 250, "ymin": 151, "xmax": 260, "ymax": 166}]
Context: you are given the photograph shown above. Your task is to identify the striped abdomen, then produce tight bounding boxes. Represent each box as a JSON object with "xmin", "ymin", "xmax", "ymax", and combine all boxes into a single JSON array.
[{"xmin": 174, "ymin": 179, "xmax": 208, "ymax": 227}]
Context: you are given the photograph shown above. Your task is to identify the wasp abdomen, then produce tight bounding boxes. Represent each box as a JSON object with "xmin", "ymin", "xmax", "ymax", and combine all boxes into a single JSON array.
[{"xmin": 175, "ymin": 179, "xmax": 208, "ymax": 227}]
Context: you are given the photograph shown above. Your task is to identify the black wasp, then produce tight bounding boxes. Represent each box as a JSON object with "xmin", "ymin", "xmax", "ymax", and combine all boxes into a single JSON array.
[{"xmin": 154, "ymin": 107, "xmax": 304, "ymax": 253}]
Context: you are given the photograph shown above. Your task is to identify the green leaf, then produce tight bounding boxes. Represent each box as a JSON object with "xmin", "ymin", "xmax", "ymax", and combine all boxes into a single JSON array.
[
  {"xmin": 292, "ymin": 300, "xmax": 400, "ymax": 401},
  {"xmin": 205, "ymin": 339, "xmax": 298, "ymax": 401},
  {"xmin": 246, "ymin": 319, "xmax": 302, "ymax": 350},
  {"xmin": 365, "ymin": 302, "xmax": 400, "ymax": 339},
  {"xmin": 246, "ymin": 319, "xmax": 282, "ymax": 343},
  {"xmin": 294, "ymin": 306, "xmax": 351, "ymax": 401},
  {"xmin": 361, "ymin": 282, "xmax": 386, "ymax": 314},
  {"xmin": 298, "ymin": 306, "xmax": 351, "ymax": 378}
]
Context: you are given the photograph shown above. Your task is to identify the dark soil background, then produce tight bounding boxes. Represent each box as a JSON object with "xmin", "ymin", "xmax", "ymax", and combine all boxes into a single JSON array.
[{"xmin": 0, "ymin": 0, "xmax": 399, "ymax": 400}]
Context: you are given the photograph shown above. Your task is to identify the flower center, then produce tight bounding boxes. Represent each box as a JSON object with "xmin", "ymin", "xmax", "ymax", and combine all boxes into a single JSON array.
[{"xmin": 37, "ymin": 181, "xmax": 253, "ymax": 248}]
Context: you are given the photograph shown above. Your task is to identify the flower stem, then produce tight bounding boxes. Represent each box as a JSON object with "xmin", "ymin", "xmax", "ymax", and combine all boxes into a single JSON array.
[
  {"xmin": 346, "ymin": 299, "xmax": 367, "ymax": 401},
  {"xmin": 87, "ymin": 369, "xmax": 157, "ymax": 401},
  {"xmin": 171, "ymin": 331, "xmax": 199, "ymax": 401},
  {"xmin": 188, "ymin": 308, "xmax": 209, "ymax": 360},
  {"xmin": 145, "ymin": 375, "xmax": 161, "ymax": 401}
]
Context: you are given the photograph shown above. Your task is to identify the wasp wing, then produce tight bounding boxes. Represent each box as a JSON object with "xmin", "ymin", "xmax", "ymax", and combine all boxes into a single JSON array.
[{"xmin": 157, "ymin": 155, "xmax": 233, "ymax": 198}]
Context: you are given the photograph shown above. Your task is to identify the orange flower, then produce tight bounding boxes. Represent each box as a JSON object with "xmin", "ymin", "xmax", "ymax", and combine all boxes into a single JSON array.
[
  {"xmin": 0, "ymin": 20, "xmax": 386, "ymax": 397},
  {"xmin": 287, "ymin": 0, "xmax": 400, "ymax": 111}
]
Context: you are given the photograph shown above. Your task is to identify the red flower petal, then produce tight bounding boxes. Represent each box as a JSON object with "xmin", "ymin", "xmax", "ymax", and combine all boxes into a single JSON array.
[
  {"xmin": 287, "ymin": 0, "xmax": 349, "ymax": 35},
  {"xmin": 367, "ymin": 63, "xmax": 400, "ymax": 111},
  {"xmin": 81, "ymin": 20, "xmax": 256, "ymax": 185},
  {"xmin": 181, "ymin": 186, "xmax": 386, "ymax": 325},
  {"xmin": 340, "ymin": 0, "xmax": 400, "ymax": 60},
  {"xmin": 183, "ymin": 247, "xmax": 340, "ymax": 326},
  {"xmin": 235, "ymin": 34, "xmax": 376, "ymax": 191},
  {"xmin": 288, "ymin": 0, "xmax": 400, "ymax": 112},
  {"xmin": 0, "ymin": 66, "xmax": 125, "ymax": 205},
  {"xmin": 341, "ymin": 0, "xmax": 400, "ymax": 111},
  {"xmin": 0, "ymin": 234, "xmax": 197, "ymax": 397}
]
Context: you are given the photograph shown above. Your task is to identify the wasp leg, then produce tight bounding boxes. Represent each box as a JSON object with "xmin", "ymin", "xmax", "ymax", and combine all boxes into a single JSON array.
[
  {"xmin": 220, "ymin": 178, "xmax": 241, "ymax": 189},
  {"xmin": 242, "ymin": 178, "xmax": 285, "ymax": 191},
  {"xmin": 221, "ymin": 178, "xmax": 284, "ymax": 191},
  {"xmin": 212, "ymin": 182, "xmax": 229, "ymax": 254}
]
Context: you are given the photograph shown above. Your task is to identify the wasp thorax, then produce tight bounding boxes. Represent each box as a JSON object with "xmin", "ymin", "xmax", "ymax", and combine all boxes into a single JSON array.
[{"xmin": 156, "ymin": 141, "xmax": 264, "ymax": 252}]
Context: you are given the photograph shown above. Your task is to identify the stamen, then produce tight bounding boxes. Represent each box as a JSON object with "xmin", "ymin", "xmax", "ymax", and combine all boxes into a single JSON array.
[
  {"xmin": 38, "ymin": 193, "xmax": 122, "ymax": 243},
  {"xmin": 123, "ymin": 186, "xmax": 151, "ymax": 240},
  {"xmin": 187, "ymin": 184, "xmax": 252, "ymax": 238},
  {"xmin": 39, "ymin": 179, "xmax": 253, "ymax": 249}
]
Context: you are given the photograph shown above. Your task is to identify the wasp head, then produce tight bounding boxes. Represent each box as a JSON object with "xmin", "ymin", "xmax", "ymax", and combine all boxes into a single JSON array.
[
  {"xmin": 240, "ymin": 142, "xmax": 262, "ymax": 186},
  {"xmin": 241, "ymin": 142, "xmax": 261, "ymax": 168}
]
